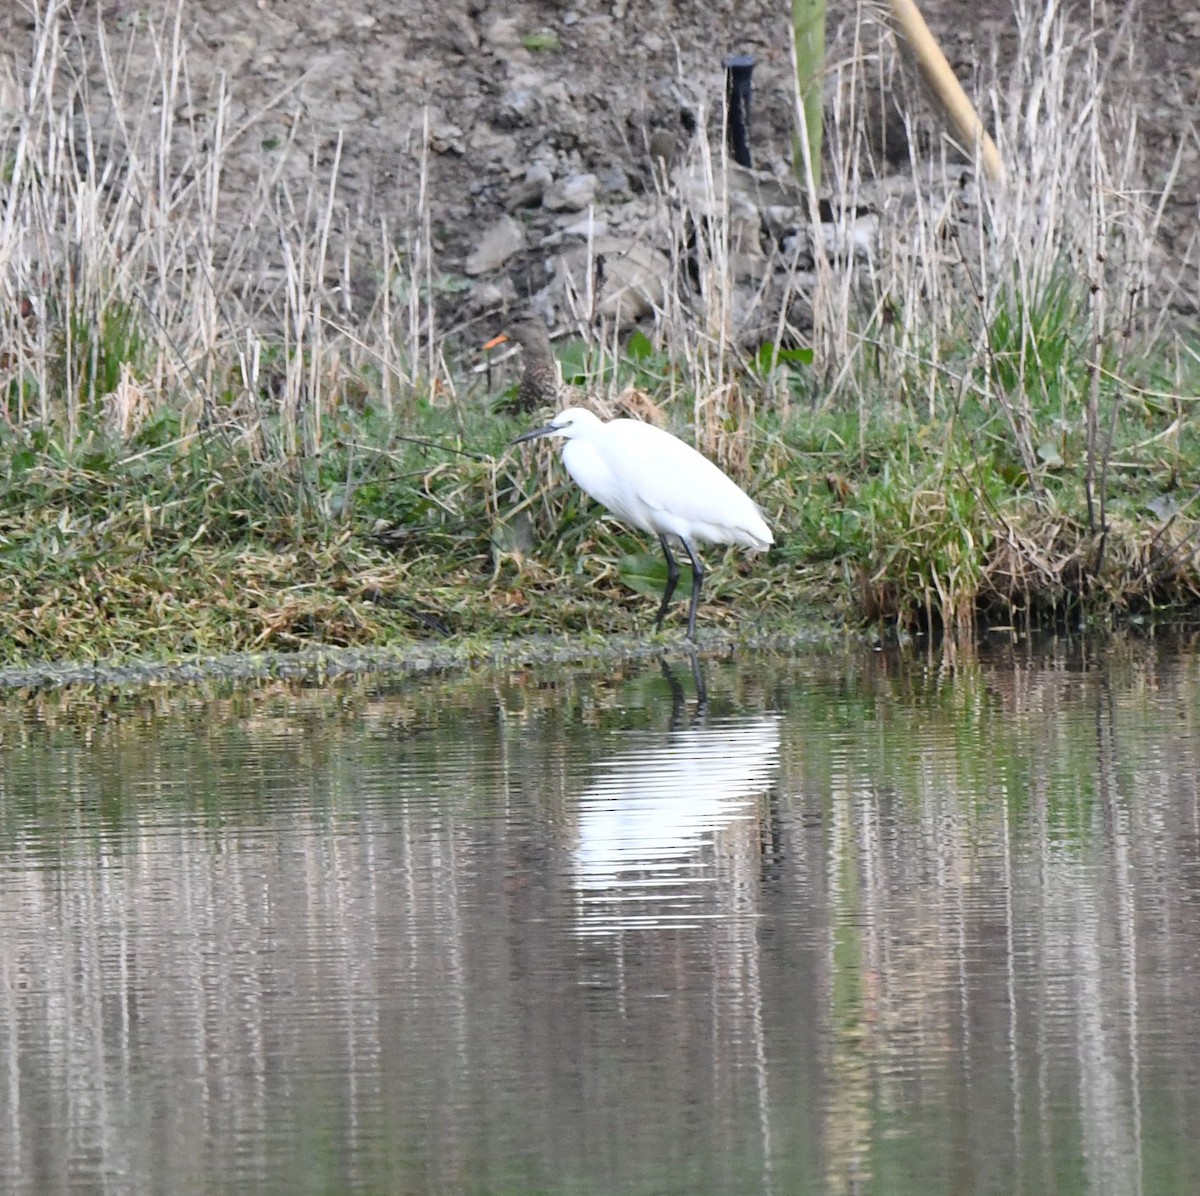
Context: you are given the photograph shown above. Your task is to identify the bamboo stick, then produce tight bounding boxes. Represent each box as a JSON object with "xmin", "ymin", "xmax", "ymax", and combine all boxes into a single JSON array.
[
  {"xmin": 886, "ymin": 0, "xmax": 1007, "ymax": 184},
  {"xmin": 792, "ymin": 0, "xmax": 826, "ymax": 191}
]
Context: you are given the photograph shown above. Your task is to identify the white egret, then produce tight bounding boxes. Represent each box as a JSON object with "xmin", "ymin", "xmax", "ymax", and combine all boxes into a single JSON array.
[{"xmin": 512, "ymin": 407, "xmax": 774, "ymax": 639}]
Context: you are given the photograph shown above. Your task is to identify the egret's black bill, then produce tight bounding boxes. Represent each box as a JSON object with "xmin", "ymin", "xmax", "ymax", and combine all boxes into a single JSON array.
[{"xmin": 511, "ymin": 423, "xmax": 556, "ymax": 445}]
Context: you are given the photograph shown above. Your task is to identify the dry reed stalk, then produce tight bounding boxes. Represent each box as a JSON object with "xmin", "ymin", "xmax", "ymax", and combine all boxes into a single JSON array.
[{"xmin": 2, "ymin": 3, "xmax": 454, "ymax": 459}]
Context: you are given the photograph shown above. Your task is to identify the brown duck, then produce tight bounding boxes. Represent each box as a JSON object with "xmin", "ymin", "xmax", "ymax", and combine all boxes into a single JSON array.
[{"xmin": 483, "ymin": 318, "xmax": 561, "ymax": 413}]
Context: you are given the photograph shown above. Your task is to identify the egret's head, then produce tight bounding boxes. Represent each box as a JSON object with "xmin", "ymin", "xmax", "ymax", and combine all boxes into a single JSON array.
[{"xmin": 511, "ymin": 406, "xmax": 601, "ymax": 446}]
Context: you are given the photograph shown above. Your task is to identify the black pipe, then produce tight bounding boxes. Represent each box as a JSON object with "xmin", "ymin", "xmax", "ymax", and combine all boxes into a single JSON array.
[{"xmin": 723, "ymin": 54, "xmax": 756, "ymax": 168}]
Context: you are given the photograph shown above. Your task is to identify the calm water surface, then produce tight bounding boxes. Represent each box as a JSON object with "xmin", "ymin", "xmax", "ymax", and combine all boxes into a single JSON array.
[{"xmin": 2, "ymin": 641, "xmax": 1200, "ymax": 1194}]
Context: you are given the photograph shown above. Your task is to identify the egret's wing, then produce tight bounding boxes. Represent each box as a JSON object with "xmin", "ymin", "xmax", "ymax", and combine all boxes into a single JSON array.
[{"xmin": 604, "ymin": 421, "xmax": 772, "ymax": 547}]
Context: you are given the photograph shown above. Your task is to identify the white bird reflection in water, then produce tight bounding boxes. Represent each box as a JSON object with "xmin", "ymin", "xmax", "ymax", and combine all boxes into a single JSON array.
[{"xmin": 572, "ymin": 660, "xmax": 781, "ymax": 935}]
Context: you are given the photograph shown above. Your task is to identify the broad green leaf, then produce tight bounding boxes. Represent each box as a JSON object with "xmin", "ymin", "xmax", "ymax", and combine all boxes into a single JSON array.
[
  {"xmin": 1036, "ymin": 441, "xmax": 1063, "ymax": 468},
  {"xmin": 521, "ymin": 31, "xmax": 560, "ymax": 51},
  {"xmin": 754, "ymin": 342, "xmax": 814, "ymax": 374},
  {"xmin": 618, "ymin": 552, "xmax": 692, "ymax": 598},
  {"xmin": 625, "ymin": 329, "xmax": 655, "ymax": 361}
]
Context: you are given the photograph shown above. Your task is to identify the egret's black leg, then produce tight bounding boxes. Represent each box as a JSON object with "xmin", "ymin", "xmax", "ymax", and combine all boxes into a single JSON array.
[
  {"xmin": 680, "ymin": 538, "xmax": 706, "ymax": 641},
  {"xmin": 657, "ymin": 654, "xmax": 686, "ymax": 727},
  {"xmin": 660, "ymin": 649, "xmax": 707, "ymax": 719},
  {"xmin": 655, "ymin": 534, "xmax": 680, "ymax": 632}
]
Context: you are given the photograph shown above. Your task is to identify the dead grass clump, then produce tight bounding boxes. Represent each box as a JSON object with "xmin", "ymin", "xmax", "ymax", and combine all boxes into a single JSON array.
[
  {"xmin": 978, "ymin": 510, "xmax": 1093, "ymax": 623},
  {"xmin": 1120, "ymin": 514, "xmax": 1200, "ymax": 610}
]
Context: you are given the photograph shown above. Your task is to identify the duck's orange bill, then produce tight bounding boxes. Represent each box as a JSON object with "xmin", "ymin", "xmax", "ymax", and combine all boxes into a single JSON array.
[{"xmin": 482, "ymin": 332, "xmax": 510, "ymax": 351}]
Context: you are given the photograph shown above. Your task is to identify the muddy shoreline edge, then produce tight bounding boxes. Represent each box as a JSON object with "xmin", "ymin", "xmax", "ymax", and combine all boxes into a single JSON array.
[{"xmin": 0, "ymin": 623, "xmax": 848, "ymax": 694}]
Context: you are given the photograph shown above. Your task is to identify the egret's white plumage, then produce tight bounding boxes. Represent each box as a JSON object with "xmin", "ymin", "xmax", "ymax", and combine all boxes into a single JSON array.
[{"xmin": 513, "ymin": 406, "xmax": 774, "ymax": 639}]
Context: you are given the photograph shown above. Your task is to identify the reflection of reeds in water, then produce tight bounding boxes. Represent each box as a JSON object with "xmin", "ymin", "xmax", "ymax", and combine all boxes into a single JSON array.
[
  {"xmin": 4, "ymin": 648, "xmax": 1200, "ymax": 1191},
  {"xmin": 811, "ymin": 643, "xmax": 1200, "ymax": 1190},
  {"xmin": 571, "ymin": 716, "xmax": 780, "ymax": 934}
]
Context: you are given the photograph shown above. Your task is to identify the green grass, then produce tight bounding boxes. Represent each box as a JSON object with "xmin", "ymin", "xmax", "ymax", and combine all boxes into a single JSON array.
[
  {"xmin": 0, "ymin": 394, "xmax": 795, "ymax": 663},
  {"xmin": 1, "ymin": 299, "xmax": 1196, "ymax": 669}
]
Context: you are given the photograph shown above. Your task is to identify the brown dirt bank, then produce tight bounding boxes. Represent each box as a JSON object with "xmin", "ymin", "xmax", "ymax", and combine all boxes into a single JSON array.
[{"xmin": 2, "ymin": 0, "xmax": 1194, "ymax": 341}]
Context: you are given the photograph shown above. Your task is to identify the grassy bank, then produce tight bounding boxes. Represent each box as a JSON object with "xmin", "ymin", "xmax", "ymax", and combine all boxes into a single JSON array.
[
  {"xmin": 1, "ymin": 3, "xmax": 1197, "ymax": 668},
  {"xmin": 5, "ymin": 358, "xmax": 1197, "ymax": 664}
]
